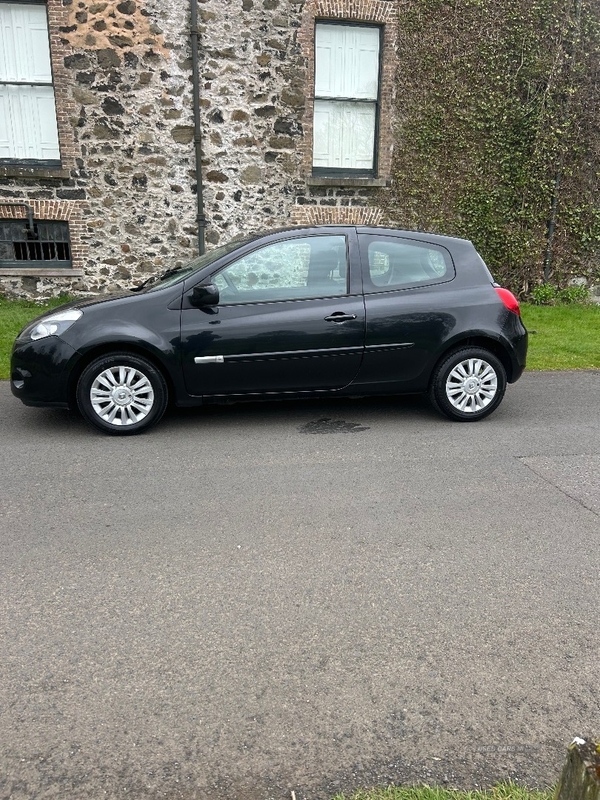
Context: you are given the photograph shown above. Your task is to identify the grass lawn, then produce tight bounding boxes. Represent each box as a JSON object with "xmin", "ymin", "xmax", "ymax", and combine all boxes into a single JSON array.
[
  {"xmin": 0, "ymin": 295, "xmax": 599, "ymax": 380},
  {"xmin": 332, "ymin": 785, "xmax": 553, "ymax": 800},
  {"xmin": 521, "ymin": 303, "xmax": 600, "ymax": 371},
  {"xmin": 0, "ymin": 295, "xmax": 73, "ymax": 380}
]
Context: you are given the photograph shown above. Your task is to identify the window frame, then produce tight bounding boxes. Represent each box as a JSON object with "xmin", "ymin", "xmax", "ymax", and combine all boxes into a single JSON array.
[
  {"xmin": 312, "ymin": 19, "xmax": 384, "ymax": 178},
  {"xmin": 0, "ymin": 0, "xmax": 61, "ymax": 167},
  {"xmin": 359, "ymin": 234, "xmax": 457, "ymax": 294},
  {"xmin": 208, "ymin": 233, "xmax": 352, "ymax": 306}
]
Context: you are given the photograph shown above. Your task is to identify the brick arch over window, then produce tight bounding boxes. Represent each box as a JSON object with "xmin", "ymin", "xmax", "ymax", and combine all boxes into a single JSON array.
[
  {"xmin": 290, "ymin": 205, "xmax": 384, "ymax": 226},
  {"xmin": 0, "ymin": 200, "xmax": 80, "ymax": 223},
  {"xmin": 297, "ymin": 0, "xmax": 398, "ymax": 179}
]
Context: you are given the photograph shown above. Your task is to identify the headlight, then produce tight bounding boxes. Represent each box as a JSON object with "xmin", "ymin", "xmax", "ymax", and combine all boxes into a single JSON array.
[{"xmin": 28, "ymin": 309, "xmax": 83, "ymax": 341}]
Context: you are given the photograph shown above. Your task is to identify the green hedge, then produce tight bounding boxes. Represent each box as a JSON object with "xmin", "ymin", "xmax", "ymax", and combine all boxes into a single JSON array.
[{"xmin": 384, "ymin": 0, "xmax": 600, "ymax": 297}]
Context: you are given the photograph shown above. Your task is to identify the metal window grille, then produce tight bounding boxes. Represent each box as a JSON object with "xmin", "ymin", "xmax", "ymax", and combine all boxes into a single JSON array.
[{"xmin": 0, "ymin": 218, "xmax": 72, "ymax": 268}]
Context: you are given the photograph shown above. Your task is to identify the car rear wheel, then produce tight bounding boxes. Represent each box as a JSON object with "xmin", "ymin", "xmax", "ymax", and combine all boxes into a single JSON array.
[
  {"xmin": 429, "ymin": 347, "xmax": 506, "ymax": 422},
  {"xmin": 76, "ymin": 353, "xmax": 168, "ymax": 435}
]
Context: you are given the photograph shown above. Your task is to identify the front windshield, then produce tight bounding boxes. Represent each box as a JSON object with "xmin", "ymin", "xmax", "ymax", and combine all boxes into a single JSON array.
[{"xmin": 143, "ymin": 236, "xmax": 255, "ymax": 292}]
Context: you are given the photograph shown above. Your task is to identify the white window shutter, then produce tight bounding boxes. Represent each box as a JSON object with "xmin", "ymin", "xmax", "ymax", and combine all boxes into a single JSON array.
[
  {"xmin": 28, "ymin": 86, "xmax": 61, "ymax": 159},
  {"xmin": 315, "ymin": 25, "xmax": 380, "ymax": 100},
  {"xmin": 1, "ymin": 3, "xmax": 52, "ymax": 81},
  {"xmin": 341, "ymin": 103, "xmax": 376, "ymax": 169},
  {"xmin": 313, "ymin": 101, "xmax": 334, "ymax": 168},
  {"xmin": 0, "ymin": 91, "xmax": 12, "ymax": 159},
  {"xmin": 313, "ymin": 23, "xmax": 380, "ymax": 171},
  {"xmin": 23, "ymin": 5, "xmax": 54, "ymax": 83},
  {"xmin": 0, "ymin": 6, "xmax": 17, "ymax": 81},
  {"xmin": 315, "ymin": 25, "xmax": 335, "ymax": 98},
  {"xmin": 314, "ymin": 100, "xmax": 376, "ymax": 170},
  {"xmin": 0, "ymin": 4, "xmax": 59, "ymax": 161}
]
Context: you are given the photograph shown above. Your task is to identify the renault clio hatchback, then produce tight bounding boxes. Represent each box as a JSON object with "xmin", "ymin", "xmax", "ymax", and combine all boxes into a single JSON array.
[{"xmin": 11, "ymin": 226, "xmax": 528, "ymax": 435}]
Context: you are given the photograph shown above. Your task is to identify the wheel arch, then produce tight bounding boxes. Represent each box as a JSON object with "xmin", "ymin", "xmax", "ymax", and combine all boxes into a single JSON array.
[
  {"xmin": 428, "ymin": 341, "xmax": 508, "ymax": 422},
  {"xmin": 431, "ymin": 335, "xmax": 514, "ymax": 386},
  {"xmin": 67, "ymin": 342, "xmax": 178, "ymax": 411}
]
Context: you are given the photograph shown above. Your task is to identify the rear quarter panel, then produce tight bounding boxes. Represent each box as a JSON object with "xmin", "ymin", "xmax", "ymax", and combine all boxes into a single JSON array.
[{"xmin": 353, "ymin": 280, "xmax": 509, "ymax": 392}]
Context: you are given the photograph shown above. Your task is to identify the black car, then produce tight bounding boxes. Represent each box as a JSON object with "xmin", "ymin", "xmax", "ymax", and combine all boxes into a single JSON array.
[{"xmin": 11, "ymin": 225, "xmax": 527, "ymax": 435}]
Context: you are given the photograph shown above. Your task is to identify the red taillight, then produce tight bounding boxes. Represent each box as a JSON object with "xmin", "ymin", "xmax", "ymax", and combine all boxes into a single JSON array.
[{"xmin": 495, "ymin": 287, "xmax": 521, "ymax": 316}]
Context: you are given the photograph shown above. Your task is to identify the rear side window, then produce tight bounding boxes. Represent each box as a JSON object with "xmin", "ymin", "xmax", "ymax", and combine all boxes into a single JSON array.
[{"xmin": 360, "ymin": 235, "xmax": 454, "ymax": 292}]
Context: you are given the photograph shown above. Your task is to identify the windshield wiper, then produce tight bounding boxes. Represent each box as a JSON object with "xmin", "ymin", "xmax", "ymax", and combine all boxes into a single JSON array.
[{"xmin": 130, "ymin": 266, "xmax": 185, "ymax": 292}]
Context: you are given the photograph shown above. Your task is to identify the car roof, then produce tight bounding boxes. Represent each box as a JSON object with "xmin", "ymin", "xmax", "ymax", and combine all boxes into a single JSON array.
[{"xmin": 245, "ymin": 224, "xmax": 473, "ymax": 248}]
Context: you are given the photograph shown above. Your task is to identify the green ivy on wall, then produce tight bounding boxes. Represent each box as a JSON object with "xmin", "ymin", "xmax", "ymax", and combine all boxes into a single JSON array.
[{"xmin": 383, "ymin": 0, "xmax": 600, "ymax": 295}]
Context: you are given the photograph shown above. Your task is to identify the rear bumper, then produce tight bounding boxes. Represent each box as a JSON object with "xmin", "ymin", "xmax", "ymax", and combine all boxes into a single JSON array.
[{"xmin": 502, "ymin": 313, "xmax": 528, "ymax": 383}]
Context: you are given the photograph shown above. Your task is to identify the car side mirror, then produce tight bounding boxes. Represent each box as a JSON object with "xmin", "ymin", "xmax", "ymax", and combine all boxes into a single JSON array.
[{"xmin": 191, "ymin": 282, "xmax": 220, "ymax": 307}]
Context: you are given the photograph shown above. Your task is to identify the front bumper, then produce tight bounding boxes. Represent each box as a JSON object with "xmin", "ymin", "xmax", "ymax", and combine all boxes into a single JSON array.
[{"xmin": 11, "ymin": 336, "xmax": 79, "ymax": 408}]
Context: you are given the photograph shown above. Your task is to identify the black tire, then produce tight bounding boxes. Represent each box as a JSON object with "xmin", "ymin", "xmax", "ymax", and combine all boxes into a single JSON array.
[
  {"xmin": 76, "ymin": 352, "xmax": 168, "ymax": 435},
  {"xmin": 429, "ymin": 347, "xmax": 507, "ymax": 422}
]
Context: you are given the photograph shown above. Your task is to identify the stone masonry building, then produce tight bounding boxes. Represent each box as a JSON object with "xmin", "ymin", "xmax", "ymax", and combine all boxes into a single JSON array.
[{"xmin": 0, "ymin": 0, "xmax": 398, "ymax": 297}]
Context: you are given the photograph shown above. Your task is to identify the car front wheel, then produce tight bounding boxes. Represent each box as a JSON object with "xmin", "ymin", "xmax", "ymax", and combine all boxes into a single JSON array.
[
  {"xmin": 76, "ymin": 353, "xmax": 168, "ymax": 435},
  {"xmin": 429, "ymin": 347, "xmax": 507, "ymax": 422}
]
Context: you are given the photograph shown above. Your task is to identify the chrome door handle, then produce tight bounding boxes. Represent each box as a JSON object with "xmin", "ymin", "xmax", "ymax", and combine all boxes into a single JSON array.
[{"xmin": 324, "ymin": 312, "xmax": 357, "ymax": 322}]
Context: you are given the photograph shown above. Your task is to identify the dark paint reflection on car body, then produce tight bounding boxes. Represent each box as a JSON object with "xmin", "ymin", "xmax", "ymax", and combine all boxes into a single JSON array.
[{"xmin": 11, "ymin": 225, "xmax": 528, "ymax": 434}]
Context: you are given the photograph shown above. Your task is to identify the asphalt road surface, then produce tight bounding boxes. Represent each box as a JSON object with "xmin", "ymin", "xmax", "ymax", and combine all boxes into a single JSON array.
[{"xmin": 1, "ymin": 372, "xmax": 599, "ymax": 800}]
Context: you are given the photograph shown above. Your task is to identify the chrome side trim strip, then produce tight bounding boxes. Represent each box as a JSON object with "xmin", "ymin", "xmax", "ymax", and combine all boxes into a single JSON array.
[
  {"xmin": 364, "ymin": 342, "xmax": 414, "ymax": 351},
  {"xmin": 194, "ymin": 355, "xmax": 225, "ymax": 364},
  {"xmin": 224, "ymin": 345, "xmax": 363, "ymax": 362}
]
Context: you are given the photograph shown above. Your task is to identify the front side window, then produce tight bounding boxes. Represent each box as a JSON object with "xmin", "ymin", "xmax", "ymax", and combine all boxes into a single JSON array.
[
  {"xmin": 213, "ymin": 236, "xmax": 348, "ymax": 304},
  {"xmin": 0, "ymin": 2, "xmax": 60, "ymax": 164},
  {"xmin": 362, "ymin": 237, "xmax": 454, "ymax": 292},
  {"xmin": 312, "ymin": 22, "xmax": 381, "ymax": 175}
]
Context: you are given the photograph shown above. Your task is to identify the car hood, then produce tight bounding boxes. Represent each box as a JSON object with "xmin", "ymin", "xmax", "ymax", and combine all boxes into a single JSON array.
[
  {"xmin": 17, "ymin": 292, "xmax": 140, "ymax": 333},
  {"xmin": 66, "ymin": 291, "xmax": 135, "ymax": 310}
]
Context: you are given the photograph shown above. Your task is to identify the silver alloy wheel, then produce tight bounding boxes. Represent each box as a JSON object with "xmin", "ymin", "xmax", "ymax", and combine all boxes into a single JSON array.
[
  {"xmin": 445, "ymin": 357, "xmax": 498, "ymax": 414},
  {"xmin": 90, "ymin": 365, "xmax": 155, "ymax": 426}
]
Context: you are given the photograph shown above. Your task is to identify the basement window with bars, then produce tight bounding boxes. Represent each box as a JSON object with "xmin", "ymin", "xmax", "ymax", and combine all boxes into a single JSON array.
[{"xmin": 0, "ymin": 219, "xmax": 72, "ymax": 268}]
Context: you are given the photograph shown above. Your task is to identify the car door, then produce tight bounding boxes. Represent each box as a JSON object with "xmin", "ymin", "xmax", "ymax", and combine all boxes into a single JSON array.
[
  {"xmin": 355, "ymin": 233, "xmax": 458, "ymax": 390},
  {"xmin": 180, "ymin": 232, "xmax": 365, "ymax": 397}
]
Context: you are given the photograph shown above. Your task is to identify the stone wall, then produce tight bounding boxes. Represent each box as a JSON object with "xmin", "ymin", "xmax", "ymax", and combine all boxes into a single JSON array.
[
  {"xmin": 0, "ymin": 0, "xmax": 398, "ymax": 298},
  {"xmin": 59, "ymin": 0, "xmax": 203, "ymax": 290}
]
